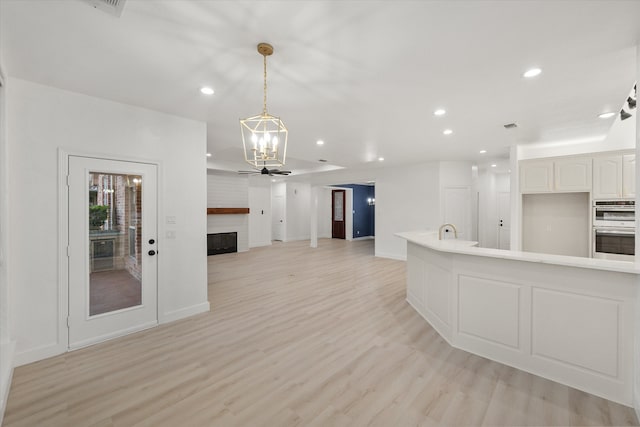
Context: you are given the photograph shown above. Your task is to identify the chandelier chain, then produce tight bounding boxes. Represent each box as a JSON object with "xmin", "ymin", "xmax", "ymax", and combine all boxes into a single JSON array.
[{"xmin": 263, "ymin": 53, "xmax": 268, "ymax": 115}]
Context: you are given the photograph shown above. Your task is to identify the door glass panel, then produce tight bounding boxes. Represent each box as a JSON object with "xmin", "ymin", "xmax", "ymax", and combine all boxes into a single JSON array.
[
  {"xmin": 334, "ymin": 192, "xmax": 344, "ymax": 221},
  {"xmin": 88, "ymin": 172, "xmax": 142, "ymax": 316}
]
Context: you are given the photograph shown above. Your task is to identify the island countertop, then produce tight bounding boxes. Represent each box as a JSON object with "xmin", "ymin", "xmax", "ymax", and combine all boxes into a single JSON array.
[{"xmin": 395, "ymin": 230, "xmax": 640, "ymax": 275}]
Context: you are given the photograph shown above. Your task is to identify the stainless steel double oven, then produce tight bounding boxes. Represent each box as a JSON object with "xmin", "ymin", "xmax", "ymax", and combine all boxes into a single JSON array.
[{"xmin": 593, "ymin": 200, "xmax": 635, "ymax": 261}]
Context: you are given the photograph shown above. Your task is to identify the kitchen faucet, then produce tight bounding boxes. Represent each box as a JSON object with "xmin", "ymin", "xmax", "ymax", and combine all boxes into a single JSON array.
[{"xmin": 438, "ymin": 223, "xmax": 458, "ymax": 240}]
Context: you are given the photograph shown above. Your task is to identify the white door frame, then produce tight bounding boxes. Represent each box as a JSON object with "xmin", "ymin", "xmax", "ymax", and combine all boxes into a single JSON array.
[{"xmin": 58, "ymin": 149, "xmax": 162, "ymax": 352}]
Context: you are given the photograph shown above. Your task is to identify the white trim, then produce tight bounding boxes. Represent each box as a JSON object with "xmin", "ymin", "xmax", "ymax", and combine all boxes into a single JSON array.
[
  {"xmin": 57, "ymin": 149, "xmax": 70, "ymax": 355},
  {"xmin": 249, "ymin": 241, "xmax": 272, "ymax": 248},
  {"xmin": 353, "ymin": 236, "xmax": 375, "ymax": 241},
  {"xmin": 13, "ymin": 342, "xmax": 63, "ymax": 367},
  {"xmin": 160, "ymin": 301, "xmax": 210, "ymax": 324},
  {"xmin": 0, "ymin": 340, "xmax": 15, "ymax": 425},
  {"xmin": 68, "ymin": 321, "xmax": 158, "ymax": 351},
  {"xmin": 375, "ymin": 252, "xmax": 406, "ymax": 261},
  {"xmin": 284, "ymin": 235, "xmax": 311, "ymax": 242}
]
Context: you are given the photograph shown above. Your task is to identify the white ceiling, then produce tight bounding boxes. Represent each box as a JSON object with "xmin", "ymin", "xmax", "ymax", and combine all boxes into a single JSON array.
[{"xmin": 1, "ymin": 0, "xmax": 639, "ymax": 175}]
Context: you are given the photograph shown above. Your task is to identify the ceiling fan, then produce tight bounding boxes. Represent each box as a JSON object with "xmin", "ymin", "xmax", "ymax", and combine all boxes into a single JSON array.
[{"xmin": 238, "ymin": 166, "xmax": 291, "ymax": 176}]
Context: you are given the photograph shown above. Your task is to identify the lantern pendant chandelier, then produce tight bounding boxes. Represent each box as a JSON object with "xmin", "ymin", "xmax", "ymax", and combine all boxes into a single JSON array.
[{"xmin": 240, "ymin": 43, "xmax": 288, "ymax": 169}]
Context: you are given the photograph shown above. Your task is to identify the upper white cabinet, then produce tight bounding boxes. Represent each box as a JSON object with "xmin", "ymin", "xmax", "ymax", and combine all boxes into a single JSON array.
[
  {"xmin": 520, "ymin": 161, "xmax": 553, "ymax": 193},
  {"xmin": 520, "ymin": 157, "xmax": 591, "ymax": 193},
  {"xmin": 622, "ymin": 154, "xmax": 635, "ymax": 198},
  {"xmin": 593, "ymin": 155, "xmax": 622, "ymax": 199},
  {"xmin": 592, "ymin": 154, "xmax": 635, "ymax": 199},
  {"xmin": 520, "ymin": 151, "xmax": 634, "ymax": 197},
  {"xmin": 554, "ymin": 157, "xmax": 592, "ymax": 192}
]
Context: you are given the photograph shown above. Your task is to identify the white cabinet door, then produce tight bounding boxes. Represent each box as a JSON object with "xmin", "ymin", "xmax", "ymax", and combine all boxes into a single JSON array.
[
  {"xmin": 520, "ymin": 161, "xmax": 553, "ymax": 193},
  {"xmin": 554, "ymin": 157, "xmax": 591, "ymax": 192},
  {"xmin": 593, "ymin": 155, "xmax": 622, "ymax": 199},
  {"xmin": 622, "ymin": 154, "xmax": 635, "ymax": 198}
]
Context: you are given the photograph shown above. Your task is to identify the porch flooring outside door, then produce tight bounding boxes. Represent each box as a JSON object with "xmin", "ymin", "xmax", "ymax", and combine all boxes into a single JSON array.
[{"xmin": 90, "ymin": 270, "xmax": 141, "ymax": 316}]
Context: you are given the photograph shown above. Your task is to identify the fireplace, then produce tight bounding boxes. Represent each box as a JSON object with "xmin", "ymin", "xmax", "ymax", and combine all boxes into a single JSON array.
[{"xmin": 207, "ymin": 232, "xmax": 238, "ymax": 256}]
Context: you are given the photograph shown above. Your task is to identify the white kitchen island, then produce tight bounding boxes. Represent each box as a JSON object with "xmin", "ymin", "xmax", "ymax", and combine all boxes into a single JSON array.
[{"xmin": 396, "ymin": 230, "xmax": 640, "ymax": 407}]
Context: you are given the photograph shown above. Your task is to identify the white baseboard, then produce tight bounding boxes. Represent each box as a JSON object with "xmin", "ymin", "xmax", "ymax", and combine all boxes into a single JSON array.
[
  {"xmin": 0, "ymin": 340, "xmax": 15, "ymax": 425},
  {"xmin": 353, "ymin": 236, "xmax": 374, "ymax": 241},
  {"xmin": 161, "ymin": 301, "xmax": 210, "ymax": 324},
  {"xmin": 249, "ymin": 241, "xmax": 272, "ymax": 248},
  {"xmin": 284, "ymin": 235, "xmax": 311, "ymax": 242},
  {"xmin": 13, "ymin": 341, "xmax": 65, "ymax": 367},
  {"xmin": 69, "ymin": 321, "xmax": 158, "ymax": 351},
  {"xmin": 375, "ymin": 251, "xmax": 407, "ymax": 261}
]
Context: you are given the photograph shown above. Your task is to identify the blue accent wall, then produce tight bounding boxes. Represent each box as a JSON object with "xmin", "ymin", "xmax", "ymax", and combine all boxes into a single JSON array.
[{"xmin": 335, "ymin": 184, "xmax": 375, "ymax": 237}]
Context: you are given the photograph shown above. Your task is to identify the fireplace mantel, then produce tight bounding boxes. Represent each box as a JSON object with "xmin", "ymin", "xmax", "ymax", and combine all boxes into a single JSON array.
[{"xmin": 207, "ymin": 208, "xmax": 250, "ymax": 215}]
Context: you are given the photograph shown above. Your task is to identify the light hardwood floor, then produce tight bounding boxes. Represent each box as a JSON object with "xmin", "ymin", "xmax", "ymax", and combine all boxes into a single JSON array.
[{"xmin": 4, "ymin": 239, "xmax": 639, "ymax": 426}]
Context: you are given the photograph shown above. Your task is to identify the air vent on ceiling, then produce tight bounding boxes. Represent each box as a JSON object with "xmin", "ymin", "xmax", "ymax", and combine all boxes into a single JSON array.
[
  {"xmin": 318, "ymin": 159, "xmax": 328, "ymax": 163},
  {"xmin": 81, "ymin": 0, "xmax": 127, "ymax": 17},
  {"xmin": 503, "ymin": 122, "xmax": 518, "ymax": 129}
]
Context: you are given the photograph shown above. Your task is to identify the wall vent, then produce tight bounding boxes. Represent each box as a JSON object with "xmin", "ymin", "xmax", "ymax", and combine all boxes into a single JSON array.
[
  {"xmin": 503, "ymin": 122, "xmax": 518, "ymax": 129},
  {"xmin": 81, "ymin": 0, "xmax": 127, "ymax": 17}
]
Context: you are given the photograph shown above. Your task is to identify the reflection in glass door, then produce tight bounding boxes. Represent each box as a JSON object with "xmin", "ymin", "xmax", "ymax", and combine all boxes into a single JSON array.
[
  {"xmin": 68, "ymin": 156, "xmax": 157, "ymax": 349},
  {"xmin": 88, "ymin": 172, "xmax": 142, "ymax": 316}
]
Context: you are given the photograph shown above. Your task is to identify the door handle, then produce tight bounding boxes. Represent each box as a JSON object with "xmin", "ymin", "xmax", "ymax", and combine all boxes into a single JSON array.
[
  {"xmin": 149, "ymin": 239, "xmax": 155, "ymax": 244},
  {"xmin": 148, "ymin": 250, "xmax": 156, "ymax": 256}
]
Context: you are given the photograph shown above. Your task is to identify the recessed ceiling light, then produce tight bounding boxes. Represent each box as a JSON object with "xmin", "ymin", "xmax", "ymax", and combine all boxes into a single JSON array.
[
  {"xmin": 491, "ymin": 164, "xmax": 497, "ymax": 168},
  {"xmin": 271, "ymin": 179, "xmax": 276, "ymax": 182},
  {"xmin": 316, "ymin": 140, "xmax": 324, "ymax": 145},
  {"xmin": 523, "ymin": 68, "xmax": 542, "ymax": 78},
  {"xmin": 443, "ymin": 129, "xmax": 453, "ymax": 135},
  {"xmin": 378, "ymin": 157, "xmax": 385, "ymax": 161},
  {"xmin": 206, "ymin": 153, "xmax": 212, "ymax": 157},
  {"xmin": 479, "ymin": 150, "xmax": 487, "ymax": 154},
  {"xmin": 200, "ymin": 87, "xmax": 214, "ymax": 95},
  {"xmin": 434, "ymin": 109, "xmax": 446, "ymax": 116},
  {"xmin": 598, "ymin": 112, "xmax": 616, "ymax": 119}
]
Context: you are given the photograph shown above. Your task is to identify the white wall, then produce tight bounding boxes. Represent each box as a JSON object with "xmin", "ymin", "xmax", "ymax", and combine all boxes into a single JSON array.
[
  {"xmin": 248, "ymin": 176, "xmax": 272, "ymax": 248},
  {"xmin": 522, "ymin": 192, "xmax": 590, "ymax": 257},
  {"xmin": 7, "ymin": 78, "xmax": 209, "ymax": 366},
  {"xmin": 285, "ymin": 182, "xmax": 311, "ymax": 241},
  {"xmin": 0, "ymin": 68, "xmax": 13, "ymax": 422},
  {"xmin": 206, "ymin": 172, "xmax": 249, "ymax": 252}
]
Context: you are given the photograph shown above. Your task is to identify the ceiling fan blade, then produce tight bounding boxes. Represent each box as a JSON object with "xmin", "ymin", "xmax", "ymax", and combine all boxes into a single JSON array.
[
  {"xmin": 237, "ymin": 170, "xmax": 259, "ymax": 174},
  {"xmin": 272, "ymin": 170, "xmax": 291, "ymax": 175}
]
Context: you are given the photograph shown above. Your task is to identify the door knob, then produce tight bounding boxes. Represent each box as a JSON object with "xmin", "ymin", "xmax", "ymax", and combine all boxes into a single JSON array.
[
  {"xmin": 148, "ymin": 250, "xmax": 156, "ymax": 256},
  {"xmin": 149, "ymin": 239, "xmax": 155, "ymax": 244}
]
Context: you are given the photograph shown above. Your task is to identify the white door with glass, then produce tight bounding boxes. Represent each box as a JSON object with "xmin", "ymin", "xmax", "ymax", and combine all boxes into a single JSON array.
[{"xmin": 68, "ymin": 156, "xmax": 158, "ymax": 349}]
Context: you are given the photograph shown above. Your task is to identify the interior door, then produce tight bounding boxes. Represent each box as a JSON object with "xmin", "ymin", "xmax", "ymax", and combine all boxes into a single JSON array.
[
  {"xmin": 272, "ymin": 194, "xmax": 285, "ymax": 241},
  {"xmin": 442, "ymin": 187, "xmax": 470, "ymax": 239},
  {"xmin": 497, "ymin": 191, "xmax": 511, "ymax": 250},
  {"xmin": 332, "ymin": 190, "xmax": 346, "ymax": 239},
  {"xmin": 68, "ymin": 156, "xmax": 158, "ymax": 349}
]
